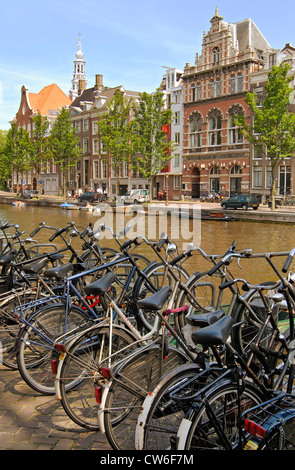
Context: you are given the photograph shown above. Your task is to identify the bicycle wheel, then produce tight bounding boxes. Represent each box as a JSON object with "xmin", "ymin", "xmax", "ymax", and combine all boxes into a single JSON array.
[
  {"xmin": 231, "ymin": 290, "xmax": 277, "ymax": 358},
  {"xmin": 0, "ymin": 290, "xmax": 43, "ymax": 369},
  {"xmin": 174, "ymin": 270, "xmax": 232, "ymax": 340},
  {"xmin": 104, "ymin": 343, "xmax": 190, "ymax": 450},
  {"xmin": 58, "ymin": 324, "xmax": 140, "ymax": 430},
  {"xmin": 136, "ymin": 363, "xmax": 202, "ymax": 450},
  {"xmin": 131, "ymin": 262, "xmax": 189, "ymax": 332},
  {"xmin": 179, "ymin": 380, "xmax": 264, "ymax": 450},
  {"xmin": 16, "ymin": 304, "xmax": 90, "ymax": 395}
]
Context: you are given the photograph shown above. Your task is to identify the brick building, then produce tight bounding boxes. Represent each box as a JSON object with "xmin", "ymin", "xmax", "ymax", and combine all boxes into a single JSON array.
[
  {"xmin": 181, "ymin": 8, "xmax": 274, "ymax": 199},
  {"xmin": 10, "ymin": 83, "xmax": 71, "ymax": 194}
]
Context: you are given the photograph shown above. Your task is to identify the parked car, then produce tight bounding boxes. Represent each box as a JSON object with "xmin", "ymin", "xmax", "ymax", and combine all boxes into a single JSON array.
[
  {"xmin": 78, "ymin": 192, "xmax": 102, "ymax": 203},
  {"xmin": 21, "ymin": 190, "xmax": 38, "ymax": 199},
  {"xmin": 221, "ymin": 194, "xmax": 259, "ymax": 210},
  {"xmin": 120, "ymin": 189, "xmax": 150, "ymax": 204}
]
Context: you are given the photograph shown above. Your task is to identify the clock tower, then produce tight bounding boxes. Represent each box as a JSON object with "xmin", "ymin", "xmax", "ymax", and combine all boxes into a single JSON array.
[{"xmin": 210, "ymin": 6, "xmax": 223, "ymax": 33}]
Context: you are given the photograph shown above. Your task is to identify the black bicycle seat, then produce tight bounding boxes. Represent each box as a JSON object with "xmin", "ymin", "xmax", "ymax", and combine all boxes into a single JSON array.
[
  {"xmin": 0, "ymin": 249, "xmax": 17, "ymax": 265},
  {"xmin": 84, "ymin": 271, "xmax": 115, "ymax": 295},
  {"xmin": 186, "ymin": 309, "xmax": 225, "ymax": 328},
  {"xmin": 22, "ymin": 258, "xmax": 49, "ymax": 274},
  {"xmin": 44, "ymin": 263, "xmax": 73, "ymax": 280},
  {"xmin": 137, "ymin": 286, "xmax": 172, "ymax": 311},
  {"xmin": 191, "ymin": 315, "xmax": 234, "ymax": 347}
]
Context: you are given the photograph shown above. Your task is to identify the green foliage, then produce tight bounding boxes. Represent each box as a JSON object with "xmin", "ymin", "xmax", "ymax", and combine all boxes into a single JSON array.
[
  {"xmin": 133, "ymin": 89, "xmax": 172, "ymax": 183},
  {"xmin": 236, "ymin": 63, "xmax": 295, "ymax": 208},
  {"xmin": 97, "ymin": 91, "xmax": 137, "ymax": 189},
  {"xmin": 49, "ymin": 107, "xmax": 82, "ymax": 198},
  {"xmin": 1, "ymin": 124, "xmax": 30, "ymax": 190},
  {"xmin": 27, "ymin": 112, "xmax": 50, "ymax": 197}
]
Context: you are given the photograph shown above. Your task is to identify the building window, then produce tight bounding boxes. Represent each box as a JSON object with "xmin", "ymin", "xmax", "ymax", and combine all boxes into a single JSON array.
[
  {"xmin": 191, "ymin": 85, "xmax": 195, "ymax": 102},
  {"xmin": 212, "ymin": 47, "xmax": 220, "ymax": 65},
  {"xmin": 189, "ymin": 116, "xmax": 202, "ymax": 148},
  {"xmin": 237, "ymin": 73, "xmax": 243, "ymax": 93},
  {"xmin": 216, "ymin": 79, "xmax": 221, "ymax": 97},
  {"xmin": 208, "ymin": 113, "xmax": 222, "ymax": 146},
  {"xmin": 93, "ymin": 121, "xmax": 99, "ymax": 134},
  {"xmin": 93, "ymin": 161, "xmax": 99, "ymax": 179},
  {"xmin": 210, "ymin": 166, "xmax": 220, "ymax": 192},
  {"xmin": 93, "ymin": 139, "xmax": 99, "ymax": 155},
  {"xmin": 279, "ymin": 166, "xmax": 291, "ymax": 195},
  {"xmin": 231, "ymin": 75, "xmax": 236, "ymax": 94},
  {"xmin": 83, "ymin": 119, "xmax": 89, "ymax": 131},
  {"xmin": 76, "ymin": 120, "xmax": 81, "ymax": 132},
  {"xmin": 83, "ymin": 138, "xmax": 89, "ymax": 154},
  {"xmin": 266, "ymin": 167, "xmax": 272, "ymax": 188},
  {"xmin": 253, "ymin": 145, "xmax": 263, "ymax": 159},
  {"xmin": 173, "ymin": 155, "xmax": 180, "ymax": 167},
  {"xmin": 254, "ymin": 87, "xmax": 264, "ymax": 106},
  {"xmin": 174, "ymin": 111, "xmax": 180, "ymax": 124},
  {"xmin": 174, "ymin": 175, "xmax": 180, "ymax": 189},
  {"xmin": 102, "ymin": 160, "xmax": 108, "ymax": 179},
  {"xmin": 196, "ymin": 83, "xmax": 201, "ymax": 101},
  {"xmin": 210, "ymin": 80, "xmax": 215, "ymax": 98},
  {"xmin": 229, "ymin": 114, "xmax": 243, "ymax": 144},
  {"xmin": 253, "ymin": 166, "xmax": 262, "ymax": 187},
  {"xmin": 174, "ymin": 132, "xmax": 180, "ymax": 145}
]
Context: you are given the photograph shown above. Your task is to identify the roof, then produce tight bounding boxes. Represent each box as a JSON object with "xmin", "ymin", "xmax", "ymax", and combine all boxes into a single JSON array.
[{"xmin": 27, "ymin": 83, "xmax": 72, "ymax": 115}]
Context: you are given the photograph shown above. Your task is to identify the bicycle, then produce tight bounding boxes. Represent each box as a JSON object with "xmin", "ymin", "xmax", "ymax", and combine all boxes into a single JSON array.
[{"xmin": 135, "ymin": 247, "xmax": 295, "ymax": 450}]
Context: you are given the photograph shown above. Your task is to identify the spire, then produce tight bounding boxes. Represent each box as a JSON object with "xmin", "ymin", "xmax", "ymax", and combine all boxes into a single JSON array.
[
  {"xmin": 69, "ymin": 37, "xmax": 87, "ymax": 101},
  {"xmin": 210, "ymin": 6, "xmax": 223, "ymax": 23}
]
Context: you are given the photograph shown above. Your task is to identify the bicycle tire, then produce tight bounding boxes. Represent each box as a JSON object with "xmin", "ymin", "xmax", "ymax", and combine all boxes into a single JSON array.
[
  {"xmin": 178, "ymin": 379, "xmax": 264, "ymax": 450},
  {"xmin": 58, "ymin": 324, "xmax": 140, "ymax": 430},
  {"xmin": 231, "ymin": 289, "xmax": 279, "ymax": 358},
  {"xmin": 104, "ymin": 342, "xmax": 190, "ymax": 450},
  {"xmin": 0, "ymin": 289, "xmax": 47, "ymax": 369},
  {"xmin": 16, "ymin": 303, "xmax": 91, "ymax": 395},
  {"xmin": 136, "ymin": 362, "xmax": 202, "ymax": 450}
]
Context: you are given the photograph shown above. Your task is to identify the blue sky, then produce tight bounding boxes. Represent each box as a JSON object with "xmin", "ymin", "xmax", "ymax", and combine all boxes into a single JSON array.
[{"xmin": 1, "ymin": 0, "xmax": 294, "ymax": 130}]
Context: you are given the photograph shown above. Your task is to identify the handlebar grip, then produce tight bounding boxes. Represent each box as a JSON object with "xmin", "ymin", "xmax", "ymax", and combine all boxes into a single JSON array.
[
  {"xmin": 49, "ymin": 226, "xmax": 67, "ymax": 242},
  {"xmin": 120, "ymin": 239, "xmax": 133, "ymax": 251},
  {"xmin": 282, "ymin": 254, "xmax": 294, "ymax": 273},
  {"xmin": 157, "ymin": 235, "xmax": 167, "ymax": 252},
  {"xmin": 219, "ymin": 280, "xmax": 235, "ymax": 290},
  {"xmin": 30, "ymin": 226, "xmax": 41, "ymax": 237},
  {"xmin": 208, "ymin": 260, "xmax": 225, "ymax": 276},
  {"xmin": 170, "ymin": 252, "xmax": 185, "ymax": 266}
]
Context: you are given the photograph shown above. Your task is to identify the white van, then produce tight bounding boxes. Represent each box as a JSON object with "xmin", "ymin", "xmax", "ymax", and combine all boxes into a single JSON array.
[{"xmin": 120, "ymin": 189, "xmax": 150, "ymax": 204}]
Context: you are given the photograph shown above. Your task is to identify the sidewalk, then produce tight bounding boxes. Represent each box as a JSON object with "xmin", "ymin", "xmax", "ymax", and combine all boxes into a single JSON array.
[{"xmin": 0, "ymin": 364, "xmax": 111, "ymax": 450}]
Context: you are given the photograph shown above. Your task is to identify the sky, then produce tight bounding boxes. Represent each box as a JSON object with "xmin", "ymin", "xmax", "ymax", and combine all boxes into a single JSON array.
[{"xmin": 0, "ymin": 0, "xmax": 294, "ymax": 130}]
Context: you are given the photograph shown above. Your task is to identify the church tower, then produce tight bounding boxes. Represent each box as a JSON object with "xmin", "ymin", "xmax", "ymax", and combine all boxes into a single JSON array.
[{"xmin": 69, "ymin": 38, "xmax": 87, "ymax": 100}]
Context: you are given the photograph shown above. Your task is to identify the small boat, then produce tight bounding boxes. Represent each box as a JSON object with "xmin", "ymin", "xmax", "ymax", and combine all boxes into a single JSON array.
[
  {"xmin": 12, "ymin": 201, "xmax": 26, "ymax": 207},
  {"xmin": 60, "ymin": 202, "xmax": 79, "ymax": 210}
]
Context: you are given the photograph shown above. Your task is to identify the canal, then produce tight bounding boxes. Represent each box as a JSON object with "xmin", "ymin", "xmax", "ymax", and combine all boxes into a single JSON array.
[{"xmin": 0, "ymin": 202, "xmax": 294, "ymax": 285}]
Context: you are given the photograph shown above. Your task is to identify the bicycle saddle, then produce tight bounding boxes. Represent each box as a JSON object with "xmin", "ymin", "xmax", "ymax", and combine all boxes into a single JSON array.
[
  {"xmin": 186, "ymin": 309, "xmax": 225, "ymax": 328},
  {"xmin": 137, "ymin": 286, "xmax": 172, "ymax": 311},
  {"xmin": 21, "ymin": 257, "xmax": 49, "ymax": 274},
  {"xmin": 0, "ymin": 249, "xmax": 17, "ymax": 265},
  {"xmin": 84, "ymin": 271, "xmax": 115, "ymax": 295},
  {"xmin": 44, "ymin": 263, "xmax": 73, "ymax": 280},
  {"xmin": 191, "ymin": 315, "xmax": 234, "ymax": 347}
]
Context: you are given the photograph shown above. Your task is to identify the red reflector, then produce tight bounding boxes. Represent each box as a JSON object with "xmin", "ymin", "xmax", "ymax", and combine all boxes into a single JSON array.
[
  {"xmin": 55, "ymin": 343, "xmax": 66, "ymax": 353},
  {"xmin": 95, "ymin": 386, "xmax": 102, "ymax": 404},
  {"xmin": 100, "ymin": 367, "xmax": 111, "ymax": 379},
  {"xmin": 244, "ymin": 419, "xmax": 266, "ymax": 439},
  {"xmin": 51, "ymin": 358, "xmax": 58, "ymax": 375}
]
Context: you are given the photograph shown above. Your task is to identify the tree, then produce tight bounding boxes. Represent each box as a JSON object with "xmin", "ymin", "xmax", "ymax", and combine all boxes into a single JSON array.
[
  {"xmin": 0, "ymin": 130, "xmax": 9, "ymax": 189},
  {"xmin": 27, "ymin": 112, "xmax": 50, "ymax": 198},
  {"xmin": 2, "ymin": 124, "xmax": 30, "ymax": 193},
  {"xmin": 132, "ymin": 89, "xmax": 173, "ymax": 197},
  {"xmin": 97, "ymin": 91, "xmax": 137, "ymax": 194},
  {"xmin": 49, "ymin": 108, "xmax": 82, "ymax": 199},
  {"xmin": 236, "ymin": 63, "xmax": 295, "ymax": 210}
]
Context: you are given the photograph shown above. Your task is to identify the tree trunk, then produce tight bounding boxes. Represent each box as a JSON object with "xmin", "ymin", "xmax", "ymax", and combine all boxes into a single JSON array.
[{"xmin": 271, "ymin": 169, "xmax": 276, "ymax": 210}]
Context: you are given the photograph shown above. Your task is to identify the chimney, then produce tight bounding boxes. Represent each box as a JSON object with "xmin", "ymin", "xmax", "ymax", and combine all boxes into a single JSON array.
[
  {"xmin": 78, "ymin": 79, "xmax": 86, "ymax": 96},
  {"xmin": 95, "ymin": 74, "xmax": 104, "ymax": 91}
]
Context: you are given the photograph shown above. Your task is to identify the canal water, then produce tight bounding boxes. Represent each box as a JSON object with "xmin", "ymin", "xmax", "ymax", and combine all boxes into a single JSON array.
[{"xmin": 0, "ymin": 202, "xmax": 294, "ymax": 285}]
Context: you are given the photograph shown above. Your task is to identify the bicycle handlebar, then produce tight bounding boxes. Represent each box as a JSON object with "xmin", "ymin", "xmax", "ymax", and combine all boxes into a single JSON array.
[{"xmin": 282, "ymin": 248, "xmax": 295, "ymax": 273}]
